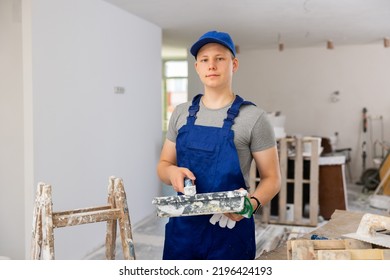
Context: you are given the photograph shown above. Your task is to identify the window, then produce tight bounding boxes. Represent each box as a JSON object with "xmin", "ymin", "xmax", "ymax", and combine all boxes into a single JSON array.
[{"xmin": 162, "ymin": 60, "xmax": 188, "ymax": 131}]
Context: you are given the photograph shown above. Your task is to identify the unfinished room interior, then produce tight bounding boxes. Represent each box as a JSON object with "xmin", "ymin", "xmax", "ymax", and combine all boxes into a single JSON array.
[{"xmin": 1, "ymin": 0, "xmax": 390, "ymax": 261}]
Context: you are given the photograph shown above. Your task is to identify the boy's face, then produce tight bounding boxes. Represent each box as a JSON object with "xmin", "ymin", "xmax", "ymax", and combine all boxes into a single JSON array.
[{"xmin": 195, "ymin": 43, "xmax": 238, "ymax": 90}]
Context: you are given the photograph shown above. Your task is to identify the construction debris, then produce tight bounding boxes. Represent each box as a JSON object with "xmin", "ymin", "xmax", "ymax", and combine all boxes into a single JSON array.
[
  {"xmin": 343, "ymin": 213, "xmax": 390, "ymax": 248},
  {"xmin": 287, "ymin": 238, "xmax": 390, "ymax": 260}
]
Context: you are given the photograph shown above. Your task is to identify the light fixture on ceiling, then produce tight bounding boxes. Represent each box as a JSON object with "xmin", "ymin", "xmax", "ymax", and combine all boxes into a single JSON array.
[
  {"xmin": 384, "ymin": 38, "xmax": 390, "ymax": 48},
  {"xmin": 277, "ymin": 33, "xmax": 284, "ymax": 52},
  {"xmin": 278, "ymin": 43, "xmax": 284, "ymax": 52},
  {"xmin": 327, "ymin": 40, "xmax": 334, "ymax": 50}
]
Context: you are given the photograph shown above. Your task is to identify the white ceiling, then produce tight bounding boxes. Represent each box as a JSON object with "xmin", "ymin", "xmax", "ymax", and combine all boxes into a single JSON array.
[{"xmin": 104, "ymin": 0, "xmax": 390, "ymax": 53}]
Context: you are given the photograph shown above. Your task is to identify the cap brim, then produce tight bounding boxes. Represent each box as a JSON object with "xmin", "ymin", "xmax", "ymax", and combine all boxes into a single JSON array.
[{"xmin": 190, "ymin": 38, "xmax": 234, "ymax": 57}]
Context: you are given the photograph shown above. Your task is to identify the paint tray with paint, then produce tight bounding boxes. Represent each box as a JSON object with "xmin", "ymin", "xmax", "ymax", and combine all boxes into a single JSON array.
[{"xmin": 152, "ymin": 189, "xmax": 248, "ymax": 218}]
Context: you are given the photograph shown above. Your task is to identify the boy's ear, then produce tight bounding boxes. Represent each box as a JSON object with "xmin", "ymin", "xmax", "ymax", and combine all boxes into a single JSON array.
[
  {"xmin": 194, "ymin": 61, "xmax": 199, "ymax": 74},
  {"xmin": 232, "ymin": 58, "xmax": 239, "ymax": 73}
]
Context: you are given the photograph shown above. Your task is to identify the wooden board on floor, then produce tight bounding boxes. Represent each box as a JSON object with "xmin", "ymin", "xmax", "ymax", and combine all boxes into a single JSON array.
[
  {"xmin": 257, "ymin": 210, "xmax": 379, "ymax": 260},
  {"xmin": 318, "ymin": 249, "xmax": 390, "ymax": 260},
  {"xmin": 380, "ymin": 153, "xmax": 390, "ymax": 195},
  {"xmin": 287, "ymin": 239, "xmax": 373, "ymax": 260}
]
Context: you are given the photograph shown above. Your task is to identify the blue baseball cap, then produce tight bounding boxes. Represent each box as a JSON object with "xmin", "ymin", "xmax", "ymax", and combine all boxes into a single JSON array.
[{"xmin": 190, "ymin": 30, "xmax": 236, "ymax": 58}]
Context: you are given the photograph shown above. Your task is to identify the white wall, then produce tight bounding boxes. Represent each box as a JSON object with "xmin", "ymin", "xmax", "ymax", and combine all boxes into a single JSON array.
[
  {"xmin": 0, "ymin": 0, "xmax": 25, "ymax": 260},
  {"xmin": 2, "ymin": 0, "xmax": 162, "ymax": 259},
  {"xmin": 234, "ymin": 45, "xmax": 390, "ymax": 181},
  {"xmin": 188, "ymin": 44, "xmax": 390, "ymax": 181},
  {"xmin": 187, "ymin": 54, "xmax": 203, "ymax": 101}
]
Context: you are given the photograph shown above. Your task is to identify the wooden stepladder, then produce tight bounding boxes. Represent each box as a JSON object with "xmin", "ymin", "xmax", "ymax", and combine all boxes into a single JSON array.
[{"xmin": 31, "ymin": 176, "xmax": 135, "ymax": 260}]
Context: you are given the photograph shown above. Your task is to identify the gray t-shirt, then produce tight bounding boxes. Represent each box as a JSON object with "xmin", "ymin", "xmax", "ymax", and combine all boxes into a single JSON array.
[{"xmin": 167, "ymin": 96, "xmax": 276, "ymax": 188}]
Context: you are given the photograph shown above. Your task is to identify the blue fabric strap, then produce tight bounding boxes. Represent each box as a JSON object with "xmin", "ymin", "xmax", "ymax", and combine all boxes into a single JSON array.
[
  {"xmin": 222, "ymin": 95, "xmax": 254, "ymax": 131},
  {"xmin": 186, "ymin": 94, "xmax": 202, "ymax": 126},
  {"xmin": 186, "ymin": 94, "xmax": 254, "ymax": 129}
]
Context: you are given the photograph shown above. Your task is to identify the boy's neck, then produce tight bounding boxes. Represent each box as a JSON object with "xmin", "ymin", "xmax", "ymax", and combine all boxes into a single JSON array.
[{"xmin": 201, "ymin": 91, "xmax": 235, "ymax": 109}]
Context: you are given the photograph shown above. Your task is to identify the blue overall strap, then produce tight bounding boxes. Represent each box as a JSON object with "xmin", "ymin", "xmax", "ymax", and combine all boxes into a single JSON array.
[
  {"xmin": 222, "ymin": 95, "xmax": 254, "ymax": 131},
  {"xmin": 186, "ymin": 94, "xmax": 202, "ymax": 126}
]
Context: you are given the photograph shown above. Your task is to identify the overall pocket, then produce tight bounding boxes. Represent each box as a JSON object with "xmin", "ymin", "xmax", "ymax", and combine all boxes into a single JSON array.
[{"xmin": 186, "ymin": 141, "xmax": 219, "ymax": 192}]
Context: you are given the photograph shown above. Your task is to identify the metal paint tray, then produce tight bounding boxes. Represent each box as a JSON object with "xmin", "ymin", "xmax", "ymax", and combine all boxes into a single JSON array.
[{"xmin": 152, "ymin": 189, "xmax": 247, "ymax": 218}]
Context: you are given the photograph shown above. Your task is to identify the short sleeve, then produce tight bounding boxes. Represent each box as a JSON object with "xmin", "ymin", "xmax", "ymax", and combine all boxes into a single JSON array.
[{"xmin": 250, "ymin": 112, "xmax": 276, "ymax": 152}]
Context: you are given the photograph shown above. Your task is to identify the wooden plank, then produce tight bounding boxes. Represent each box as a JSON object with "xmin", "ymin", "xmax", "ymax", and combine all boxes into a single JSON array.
[
  {"xmin": 293, "ymin": 138, "xmax": 303, "ymax": 224},
  {"xmin": 53, "ymin": 205, "xmax": 112, "ymax": 216},
  {"xmin": 380, "ymin": 153, "xmax": 390, "ymax": 195},
  {"xmin": 114, "ymin": 178, "xmax": 136, "ymax": 260},
  {"xmin": 41, "ymin": 185, "xmax": 55, "ymax": 260},
  {"xmin": 286, "ymin": 179, "xmax": 311, "ymax": 184},
  {"xmin": 374, "ymin": 165, "xmax": 390, "ymax": 196},
  {"xmin": 309, "ymin": 138, "xmax": 319, "ymax": 226},
  {"xmin": 52, "ymin": 209, "xmax": 121, "ymax": 228},
  {"xmin": 288, "ymin": 239, "xmax": 368, "ymax": 254},
  {"xmin": 267, "ymin": 218, "xmax": 316, "ymax": 227},
  {"xmin": 106, "ymin": 176, "xmax": 117, "ymax": 260},
  {"xmin": 278, "ymin": 138, "xmax": 288, "ymax": 223},
  {"xmin": 318, "ymin": 250, "xmax": 351, "ymax": 260},
  {"xmin": 289, "ymin": 240, "xmax": 315, "ymax": 260},
  {"xmin": 31, "ymin": 183, "xmax": 44, "ymax": 260},
  {"xmin": 287, "ymin": 238, "xmax": 372, "ymax": 260},
  {"xmin": 318, "ymin": 249, "xmax": 390, "ymax": 260}
]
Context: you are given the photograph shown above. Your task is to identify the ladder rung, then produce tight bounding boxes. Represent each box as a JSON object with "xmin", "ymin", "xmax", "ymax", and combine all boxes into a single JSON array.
[
  {"xmin": 53, "ymin": 208, "xmax": 122, "ymax": 228},
  {"xmin": 286, "ymin": 179, "xmax": 310, "ymax": 184},
  {"xmin": 53, "ymin": 205, "xmax": 112, "ymax": 216}
]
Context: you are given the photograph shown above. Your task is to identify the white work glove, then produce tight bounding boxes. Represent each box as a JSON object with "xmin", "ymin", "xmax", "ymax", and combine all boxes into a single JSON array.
[
  {"xmin": 209, "ymin": 214, "xmax": 236, "ymax": 229},
  {"xmin": 209, "ymin": 195, "xmax": 254, "ymax": 229}
]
